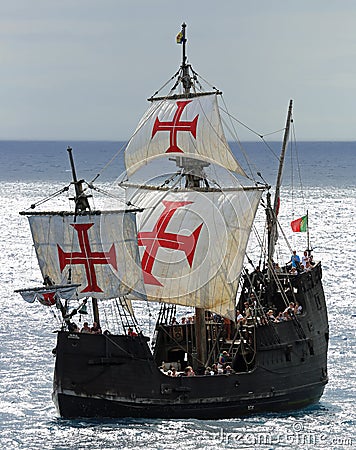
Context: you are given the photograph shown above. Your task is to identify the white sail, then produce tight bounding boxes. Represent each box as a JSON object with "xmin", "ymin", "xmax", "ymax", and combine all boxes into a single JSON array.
[
  {"xmin": 125, "ymin": 94, "xmax": 246, "ymax": 177},
  {"xmin": 126, "ymin": 186, "xmax": 262, "ymax": 319},
  {"xmin": 27, "ymin": 211, "xmax": 145, "ymax": 300}
]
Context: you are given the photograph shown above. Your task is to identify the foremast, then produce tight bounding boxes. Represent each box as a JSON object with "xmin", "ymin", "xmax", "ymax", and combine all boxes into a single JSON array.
[
  {"xmin": 67, "ymin": 147, "xmax": 100, "ymax": 326},
  {"xmin": 67, "ymin": 146, "xmax": 91, "ymax": 214}
]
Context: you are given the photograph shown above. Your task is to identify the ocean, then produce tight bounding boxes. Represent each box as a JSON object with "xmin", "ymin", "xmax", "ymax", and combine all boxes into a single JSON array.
[{"xmin": 0, "ymin": 141, "xmax": 355, "ymax": 449}]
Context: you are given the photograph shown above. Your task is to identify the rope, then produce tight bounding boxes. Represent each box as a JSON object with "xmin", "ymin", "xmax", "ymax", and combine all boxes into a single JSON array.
[
  {"xmin": 90, "ymin": 143, "xmax": 127, "ymax": 184},
  {"xmin": 240, "ymin": 325, "xmax": 257, "ymax": 366},
  {"xmin": 86, "ymin": 70, "xmax": 179, "ymax": 186},
  {"xmin": 86, "ymin": 183, "xmax": 128, "ymax": 205},
  {"xmin": 149, "ymin": 69, "xmax": 181, "ymax": 99},
  {"xmin": 26, "ymin": 185, "xmax": 71, "ymax": 210}
]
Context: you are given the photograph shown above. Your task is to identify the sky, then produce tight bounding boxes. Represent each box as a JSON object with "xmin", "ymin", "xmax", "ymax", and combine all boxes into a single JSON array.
[{"xmin": 1, "ymin": 0, "xmax": 356, "ymax": 141}]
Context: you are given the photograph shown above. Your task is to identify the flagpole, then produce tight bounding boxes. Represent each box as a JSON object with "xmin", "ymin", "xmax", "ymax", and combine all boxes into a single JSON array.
[
  {"xmin": 180, "ymin": 23, "xmax": 192, "ymax": 94},
  {"xmin": 307, "ymin": 210, "xmax": 310, "ymax": 254},
  {"xmin": 182, "ymin": 22, "xmax": 187, "ymax": 67}
]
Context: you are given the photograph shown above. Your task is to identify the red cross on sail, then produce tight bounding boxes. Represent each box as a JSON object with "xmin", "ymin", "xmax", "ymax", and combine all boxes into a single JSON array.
[
  {"xmin": 26, "ymin": 212, "xmax": 145, "ymax": 300},
  {"xmin": 151, "ymin": 100, "xmax": 198, "ymax": 153},
  {"xmin": 125, "ymin": 94, "xmax": 245, "ymax": 177},
  {"xmin": 37, "ymin": 291, "xmax": 57, "ymax": 306},
  {"xmin": 57, "ymin": 223, "xmax": 117, "ymax": 293},
  {"xmin": 138, "ymin": 201, "xmax": 203, "ymax": 286}
]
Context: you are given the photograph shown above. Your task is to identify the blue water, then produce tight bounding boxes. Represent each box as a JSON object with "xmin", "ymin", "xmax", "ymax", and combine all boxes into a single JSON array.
[
  {"xmin": 0, "ymin": 141, "xmax": 355, "ymax": 449},
  {"xmin": 0, "ymin": 140, "xmax": 355, "ymax": 188}
]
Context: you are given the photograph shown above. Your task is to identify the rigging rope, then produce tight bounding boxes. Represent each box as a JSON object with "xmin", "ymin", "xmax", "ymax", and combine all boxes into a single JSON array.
[{"xmin": 27, "ymin": 185, "xmax": 71, "ymax": 210}]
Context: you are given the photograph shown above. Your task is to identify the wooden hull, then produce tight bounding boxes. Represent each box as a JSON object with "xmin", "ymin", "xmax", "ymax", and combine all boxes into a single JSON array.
[
  {"xmin": 53, "ymin": 327, "xmax": 328, "ymax": 419},
  {"xmin": 54, "ymin": 381, "xmax": 326, "ymax": 419},
  {"xmin": 53, "ymin": 265, "xmax": 329, "ymax": 419}
]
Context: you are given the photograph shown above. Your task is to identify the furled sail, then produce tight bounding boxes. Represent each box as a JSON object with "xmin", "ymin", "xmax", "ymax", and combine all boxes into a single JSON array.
[
  {"xmin": 26, "ymin": 211, "xmax": 145, "ymax": 300},
  {"xmin": 16, "ymin": 284, "xmax": 80, "ymax": 305},
  {"xmin": 126, "ymin": 186, "xmax": 263, "ymax": 319},
  {"xmin": 124, "ymin": 94, "xmax": 247, "ymax": 178}
]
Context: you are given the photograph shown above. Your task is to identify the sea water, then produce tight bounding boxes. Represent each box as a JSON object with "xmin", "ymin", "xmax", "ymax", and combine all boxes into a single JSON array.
[{"xmin": 0, "ymin": 141, "xmax": 355, "ymax": 449}]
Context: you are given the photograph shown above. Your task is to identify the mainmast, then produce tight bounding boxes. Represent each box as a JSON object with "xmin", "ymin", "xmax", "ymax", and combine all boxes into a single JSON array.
[
  {"xmin": 177, "ymin": 23, "xmax": 208, "ymax": 368},
  {"xmin": 267, "ymin": 99, "xmax": 293, "ymax": 266},
  {"xmin": 175, "ymin": 23, "xmax": 210, "ymax": 189}
]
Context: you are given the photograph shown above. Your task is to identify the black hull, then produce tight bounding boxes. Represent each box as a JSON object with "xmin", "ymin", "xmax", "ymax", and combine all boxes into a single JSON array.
[
  {"xmin": 53, "ymin": 326, "xmax": 328, "ymax": 419},
  {"xmin": 53, "ymin": 265, "xmax": 329, "ymax": 419},
  {"xmin": 54, "ymin": 377, "xmax": 326, "ymax": 420}
]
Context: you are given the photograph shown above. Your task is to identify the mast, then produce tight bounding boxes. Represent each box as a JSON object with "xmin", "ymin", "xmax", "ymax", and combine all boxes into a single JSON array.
[
  {"xmin": 177, "ymin": 23, "xmax": 207, "ymax": 367},
  {"xmin": 67, "ymin": 147, "xmax": 100, "ymax": 326},
  {"xmin": 267, "ymin": 100, "xmax": 293, "ymax": 266},
  {"xmin": 180, "ymin": 23, "xmax": 192, "ymax": 95},
  {"xmin": 67, "ymin": 147, "xmax": 91, "ymax": 214}
]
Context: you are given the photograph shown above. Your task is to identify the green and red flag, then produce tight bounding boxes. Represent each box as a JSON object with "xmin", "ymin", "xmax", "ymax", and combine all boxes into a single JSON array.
[{"xmin": 291, "ymin": 215, "xmax": 308, "ymax": 232}]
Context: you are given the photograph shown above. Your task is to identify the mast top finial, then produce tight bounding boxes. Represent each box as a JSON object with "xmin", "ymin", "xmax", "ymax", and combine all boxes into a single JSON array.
[{"xmin": 178, "ymin": 22, "xmax": 192, "ymax": 94}]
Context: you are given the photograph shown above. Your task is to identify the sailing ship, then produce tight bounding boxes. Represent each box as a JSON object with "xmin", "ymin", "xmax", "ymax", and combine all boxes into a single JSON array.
[{"xmin": 16, "ymin": 24, "xmax": 329, "ymax": 419}]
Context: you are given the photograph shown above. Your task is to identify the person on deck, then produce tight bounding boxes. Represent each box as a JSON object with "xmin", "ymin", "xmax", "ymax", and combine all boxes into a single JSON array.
[
  {"xmin": 302, "ymin": 251, "xmax": 309, "ymax": 268},
  {"xmin": 91, "ymin": 322, "xmax": 102, "ymax": 334},
  {"xmin": 80, "ymin": 322, "xmax": 91, "ymax": 333},
  {"xmin": 204, "ymin": 367, "xmax": 212, "ymax": 376},
  {"xmin": 68, "ymin": 322, "xmax": 79, "ymax": 333},
  {"xmin": 218, "ymin": 351, "xmax": 229, "ymax": 366},
  {"xmin": 284, "ymin": 302, "xmax": 295, "ymax": 319},
  {"xmin": 288, "ymin": 250, "xmax": 301, "ymax": 269},
  {"xmin": 236, "ymin": 309, "xmax": 244, "ymax": 328},
  {"xmin": 224, "ymin": 365, "xmax": 233, "ymax": 374},
  {"xmin": 184, "ymin": 366, "xmax": 195, "ymax": 376},
  {"xmin": 244, "ymin": 301, "xmax": 252, "ymax": 319},
  {"xmin": 128, "ymin": 327, "xmax": 138, "ymax": 336},
  {"xmin": 295, "ymin": 302, "xmax": 303, "ymax": 315}
]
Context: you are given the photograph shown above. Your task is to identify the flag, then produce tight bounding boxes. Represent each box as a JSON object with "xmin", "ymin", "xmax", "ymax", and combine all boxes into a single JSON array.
[
  {"xmin": 176, "ymin": 31, "xmax": 184, "ymax": 44},
  {"xmin": 291, "ymin": 215, "xmax": 308, "ymax": 232}
]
